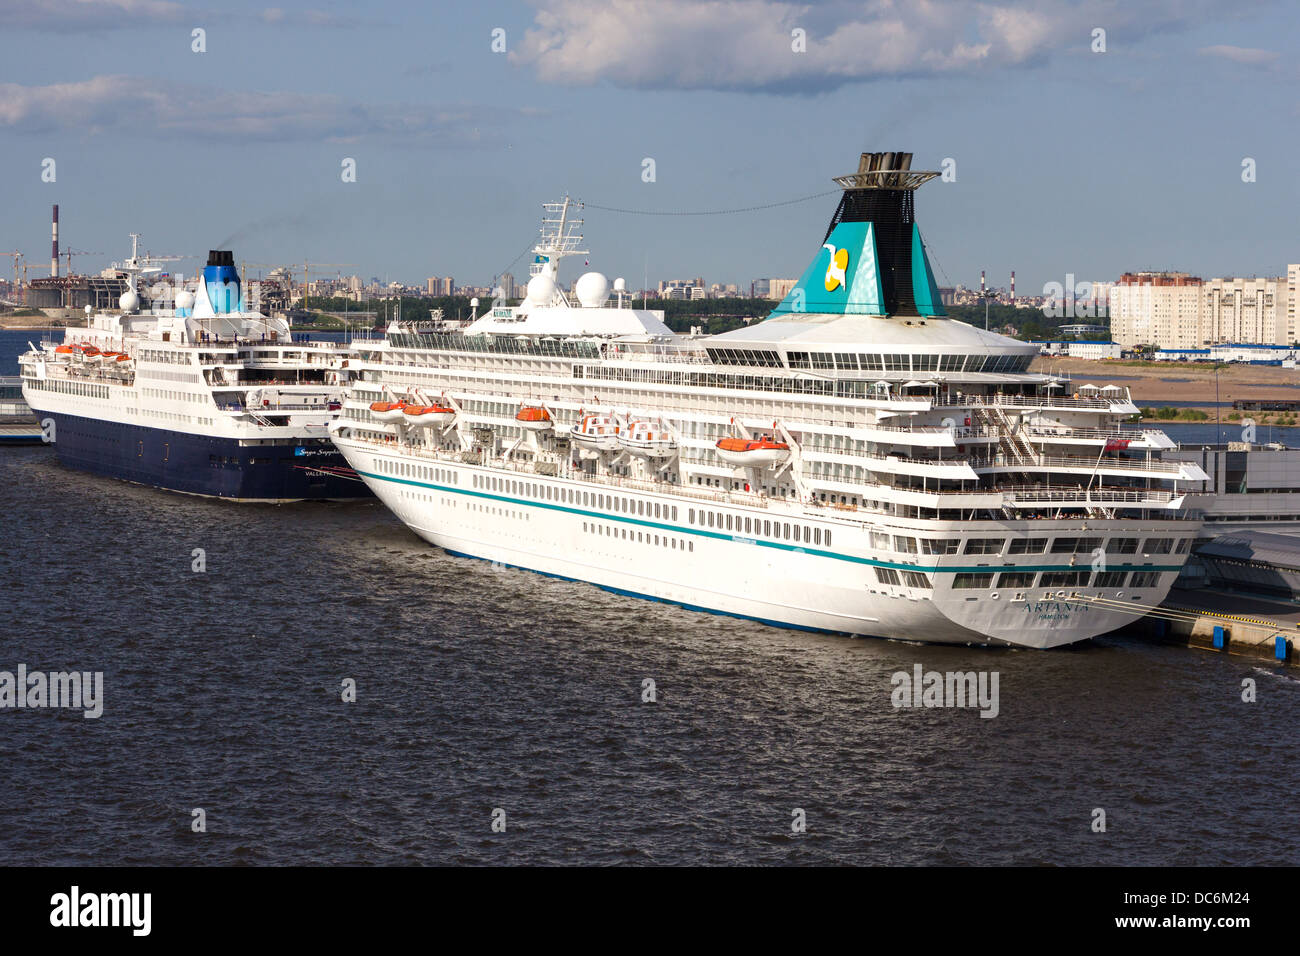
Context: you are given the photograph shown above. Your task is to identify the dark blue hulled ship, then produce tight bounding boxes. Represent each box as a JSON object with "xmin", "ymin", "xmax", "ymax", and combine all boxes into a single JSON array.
[{"xmin": 19, "ymin": 240, "xmax": 370, "ymax": 501}]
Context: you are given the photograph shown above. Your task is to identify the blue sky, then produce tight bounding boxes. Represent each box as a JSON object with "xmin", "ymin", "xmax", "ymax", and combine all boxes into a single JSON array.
[{"xmin": 1, "ymin": 0, "xmax": 1297, "ymax": 296}]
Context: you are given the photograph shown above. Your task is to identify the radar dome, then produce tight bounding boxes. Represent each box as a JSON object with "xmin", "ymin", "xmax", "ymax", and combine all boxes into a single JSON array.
[
  {"xmin": 613, "ymin": 277, "xmax": 626, "ymax": 292},
  {"xmin": 526, "ymin": 273, "xmax": 557, "ymax": 305},
  {"xmin": 575, "ymin": 271, "xmax": 609, "ymax": 308},
  {"xmin": 176, "ymin": 290, "xmax": 196, "ymax": 310},
  {"xmin": 119, "ymin": 291, "xmax": 139, "ymax": 313}
]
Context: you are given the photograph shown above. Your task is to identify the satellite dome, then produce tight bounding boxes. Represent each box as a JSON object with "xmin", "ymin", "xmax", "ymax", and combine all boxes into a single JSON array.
[
  {"xmin": 176, "ymin": 290, "xmax": 196, "ymax": 310},
  {"xmin": 575, "ymin": 271, "xmax": 609, "ymax": 308},
  {"xmin": 527, "ymin": 273, "xmax": 557, "ymax": 305},
  {"xmin": 119, "ymin": 290, "xmax": 139, "ymax": 313},
  {"xmin": 613, "ymin": 277, "xmax": 626, "ymax": 292}
]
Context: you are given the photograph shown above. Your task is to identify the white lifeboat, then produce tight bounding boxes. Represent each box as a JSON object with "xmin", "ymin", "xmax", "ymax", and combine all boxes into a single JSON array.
[
  {"xmin": 515, "ymin": 405, "xmax": 553, "ymax": 431},
  {"xmin": 715, "ymin": 435, "xmax": 790, "ymax": 467},
  {"xmin": 620, "ymin": 419, "xmax": 677, "ymax": 459},
  {"xmin": 402, "ymin": 403, "xmax": 456, "ymax": 427},
  {"xmin": 369, "ymin": 400, "xmax": 409, "ymax": 423},
  {"xmin": 571, "ymin": 414, "xmax": 621, "ymax": 451}
]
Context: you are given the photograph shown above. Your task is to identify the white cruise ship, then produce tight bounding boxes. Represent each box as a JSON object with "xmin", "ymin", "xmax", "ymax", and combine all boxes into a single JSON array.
[
  {"xmin": 329, "ymin": 153, "xmax": 1208, "ymax": 647},
  {"xmin": 20, "ymin": 238, "xmax": 369, "ymax": 501}
]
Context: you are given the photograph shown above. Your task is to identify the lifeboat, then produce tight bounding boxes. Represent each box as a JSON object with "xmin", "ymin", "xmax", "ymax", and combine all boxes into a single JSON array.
[
  {"xmin": 620, "ymin": 420, "xmax": 677, "ymax": 459},
  {"xmin": 515, "ymin": 406, "xmax": 553, "ymax": 430},
  {"xmin": 55, "ymin": 345, "xmax": 79, "ymax": 355},
  {"xmin": 570, "ymin": 414, "xmax": 621, "ymax": 451},
  {"xmin": 715, "ymin": 436, "xmax": 790, "ymax": 467},
  {"xmin": 369, "ymin": 400, "xmax": 409, "ymax": 423},
  {"xmin": 403, "ymin": 403, "xmax": 456, "ymax": 426}
]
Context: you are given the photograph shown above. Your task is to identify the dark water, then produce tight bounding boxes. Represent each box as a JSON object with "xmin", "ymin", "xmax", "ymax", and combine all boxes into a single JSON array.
[
  {"xmin": 3, "ymin": 445, "xmax": 1299, "ymax": 865},
  {"xmin": 5, "ymin": 327, "xmax": 1299, "ymax": 865}
]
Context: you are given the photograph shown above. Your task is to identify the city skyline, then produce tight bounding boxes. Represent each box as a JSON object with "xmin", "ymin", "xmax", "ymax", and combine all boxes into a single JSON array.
[{"xmin": 2, "ymin": 1, "xmax": 1298, "ymax": 295}]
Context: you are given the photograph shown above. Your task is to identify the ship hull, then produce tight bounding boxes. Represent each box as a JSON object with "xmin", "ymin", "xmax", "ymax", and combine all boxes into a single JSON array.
[
  {"xmin": 334, "ymin": 436, "xmax": 1181, "ymax": 648},
  {"xmin": 36, "ymin": 410, "xmax": 369, "ymax": 502}
]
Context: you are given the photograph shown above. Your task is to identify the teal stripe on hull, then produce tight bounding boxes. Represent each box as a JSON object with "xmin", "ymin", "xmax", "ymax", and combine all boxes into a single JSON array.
[{"xmin": 357, "ymin": 467, "xmax": 1182, "ymax": 576}]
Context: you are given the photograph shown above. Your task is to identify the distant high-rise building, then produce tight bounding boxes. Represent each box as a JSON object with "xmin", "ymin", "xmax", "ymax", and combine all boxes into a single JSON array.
[
  {"xmin": 426, "ymin": 276, "xmax": 456, "ymax": 296},
  {"xmin": 767, "ymin": 278, "xmax": 798, "ymax": 301},
  {"xmin": 1110, "ymin": 271, "xmax": 1293, "ymax": 348}
]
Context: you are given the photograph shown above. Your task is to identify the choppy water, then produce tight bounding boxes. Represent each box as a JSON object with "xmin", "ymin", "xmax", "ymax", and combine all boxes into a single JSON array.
[{"xmin": 3, "ymin": 445, "xmax": 1298, "ymax": 865}]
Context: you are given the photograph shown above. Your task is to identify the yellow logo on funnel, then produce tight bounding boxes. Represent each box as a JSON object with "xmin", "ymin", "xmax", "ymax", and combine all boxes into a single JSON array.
[{"xmin": 823, "ymin": 243, "xmax": 849, "ymax": 291}]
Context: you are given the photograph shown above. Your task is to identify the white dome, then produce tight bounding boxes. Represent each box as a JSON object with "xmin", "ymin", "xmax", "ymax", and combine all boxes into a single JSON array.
[
  {"xmin": 119, "ymin": 291, "xmax": 139, "ymax": 313},
  {"xmin": 575, "ymin": 271, "xmax": 609, "ymax": 308},
  {"xmin": 527, "ymin": 273, "xmax": 557, "ymax": 305},
  {"xmin": 176, "ymin": 290, "xmax": 196, "ymax": 310},
  {"xmin": 613, "ymin": 277, "xmax": 626, "ymax": 292}
]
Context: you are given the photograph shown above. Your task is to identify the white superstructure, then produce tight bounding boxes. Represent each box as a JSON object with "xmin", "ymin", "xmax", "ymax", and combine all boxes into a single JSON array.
[{"xmin": 329, "ymin": 155, "xmax": 1207, "ymax": 647}]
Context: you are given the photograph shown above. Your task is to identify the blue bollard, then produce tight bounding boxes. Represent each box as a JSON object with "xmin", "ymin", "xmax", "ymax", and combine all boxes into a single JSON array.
[
  {"xmin": 1276, "ymin": 636, "xmax": 1290, "ymax": 662},
  {"xmin": 1212, "ymin": 624, "xmax": 1226, "ymax": 649}
]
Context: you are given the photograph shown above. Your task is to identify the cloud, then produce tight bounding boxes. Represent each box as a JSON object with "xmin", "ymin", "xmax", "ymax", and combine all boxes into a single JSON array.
[
  {"xmin": 1197, "ymin": 44, "xmax": 1279, "ymax": 66},
  {"xmin": 510, "ymin": 0, "xmax": 1225, "ymax": 93},
  {"xmin": 0, "ymin": 75, "xmax": 511, "ymax": 144}
]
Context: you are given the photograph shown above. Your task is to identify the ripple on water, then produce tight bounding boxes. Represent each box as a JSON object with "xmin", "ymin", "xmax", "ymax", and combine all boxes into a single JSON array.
[{"xmin": 2, "ymin": 447, "xmax": 1299, "ymax": 864}]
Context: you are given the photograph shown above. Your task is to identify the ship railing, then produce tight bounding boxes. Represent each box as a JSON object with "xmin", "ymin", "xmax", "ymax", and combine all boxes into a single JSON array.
[
  {"xmin": 219, "ymin": 402, "xmax": 340, "ymax": 413},
  {"xmin": 961, "ymin": 394, "xmax": 1115, "ymax": 410},
  {"xmin": 1023, "ymin": 425, "xmax": 1169, "ymax": 441}
]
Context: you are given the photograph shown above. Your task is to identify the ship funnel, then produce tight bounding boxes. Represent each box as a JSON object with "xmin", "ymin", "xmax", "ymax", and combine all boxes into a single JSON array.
[
  {"xmin": 769, "ymin": 149, "xmax": 943, "ymax": 320},
  {"xmin": 203, "ymin": 249, "xmax": 241, "ymax": 314}
]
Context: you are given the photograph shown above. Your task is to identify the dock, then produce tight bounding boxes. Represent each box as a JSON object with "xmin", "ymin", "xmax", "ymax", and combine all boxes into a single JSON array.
[
  {"xmin": 1120, "ymin": 588, "xmax": 1300, "ymax": 666},
  {"xmin": 0, "ymin": 375, "xmax": 46, "ymax": 446}
]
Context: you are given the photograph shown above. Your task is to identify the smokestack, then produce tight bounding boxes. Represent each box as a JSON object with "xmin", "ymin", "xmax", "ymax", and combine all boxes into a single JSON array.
[
  {"xmin": 51, "ymin": 204, "xmax": 59, "ymax": 278},
  {"xmin": 1011, "ymin": 270, "xmax": 1015, "ymax": 304}
]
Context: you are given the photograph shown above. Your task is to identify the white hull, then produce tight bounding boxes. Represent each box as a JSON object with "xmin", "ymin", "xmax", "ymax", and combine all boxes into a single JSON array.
[{"xmin": 333, "ymin": 436, "xmax": 1181, "ymax": 649}]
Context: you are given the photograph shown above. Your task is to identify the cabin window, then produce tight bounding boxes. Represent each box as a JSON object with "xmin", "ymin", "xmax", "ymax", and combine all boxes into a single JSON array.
[
  {"xmin": 1095, "ymin": 571, "xmax": 1127, "ymax": 587},
  {"xmin": 964, "ymin": 538, "xmax": 1005, "ymax": 555},
  {"xmin": 1040, "ymin": 571, "xmax": 1088, "ymax": 588},
  {"xmin": 997, "ymin": 572, "xmax": 1036, "ymax": 589},
  {"xmin": 953, "ymin": 573, "xmax": 995, "ymax": 589},
  {"xmin": 1008, "ymin": 538, "xmax": 1047, "ymax": 554},
  {"xmin": 814, "ymin": 528, "xmax": 821, "ymax": 545},
  {"xmin": 1143, "ymin": 538, "xmax": 1174, "ymax": 554},
  {"xmin": 875, "ymin": 568, "xmax": 901, "ymax": 585}
]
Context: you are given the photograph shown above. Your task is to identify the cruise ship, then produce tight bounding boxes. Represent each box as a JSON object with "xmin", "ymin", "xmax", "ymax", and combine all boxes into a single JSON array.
[
  {"xmin": 329, "ymin": 152, "xmax": 1208, "ymax": 647},
  {"xmin": 20, "ymin": 239, "xmax": 368, "ymax": 501}
]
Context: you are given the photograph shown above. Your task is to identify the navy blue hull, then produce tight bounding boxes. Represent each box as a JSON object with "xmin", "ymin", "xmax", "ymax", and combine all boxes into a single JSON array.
[{"xmin": 42, "ymin": 411, "xmax": 370, "ymax": 501}]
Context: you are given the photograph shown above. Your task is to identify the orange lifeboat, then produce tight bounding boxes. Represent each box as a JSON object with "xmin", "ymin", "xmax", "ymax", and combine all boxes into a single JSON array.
[
  {"xmin": 55, "ymin": 345, "xmax": 79, "ymax": 354},
  {"xmin": 403, "ymin": 403, "xmax": 456, "ymax": 426},
  {"xmin": 369, "ymin": 400, "xmax": 408, "ymax": 423},
  {"xmin": 715, "ymin": 436, "xmax": 790, "ymax": 467},
  {"xmin": 515, "ymin": 406, "xmax": 552, "ymax": 431}
]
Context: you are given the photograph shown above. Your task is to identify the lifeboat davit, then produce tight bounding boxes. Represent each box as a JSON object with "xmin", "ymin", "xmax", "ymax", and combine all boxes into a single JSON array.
[
  {"xmin": 715, "ymin": 436, "xmax": 790, "ymax": 467},
  {"xmin": 515, "ymin": 406, "xmax": 553, "ymax": 430},
  {"xmin": 369, "ymin": 400, "xmax": 409, "ymax": 423},
  {"xmin": 571, "ymin": 414, "xmax": 621, "ymax": 451},
  {"xmin": 403, "ymin": 403, "xmax": 456, "ymax": 426},
  {"xmin": 620, "ymin": 420, "xmax": 677, "ymax": 459}
]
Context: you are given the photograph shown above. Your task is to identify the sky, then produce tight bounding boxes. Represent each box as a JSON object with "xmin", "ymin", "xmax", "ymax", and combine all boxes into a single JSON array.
[{"xmin": 1, "ymin": 0, "xmax": 1297, "ymax": 297}]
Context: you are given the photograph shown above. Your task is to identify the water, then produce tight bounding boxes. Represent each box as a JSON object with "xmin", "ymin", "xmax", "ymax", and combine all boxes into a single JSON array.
[
  {"xmin": 3, "ymin": 445, "xmax": 1298, "ymax": 865},
  {"xmin": 4, "ymin": 327, "xmax": 1298, "ymax": 864}
]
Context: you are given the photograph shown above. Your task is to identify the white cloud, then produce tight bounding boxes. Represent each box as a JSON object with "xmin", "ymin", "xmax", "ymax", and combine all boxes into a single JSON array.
[
  {"xmin": 511, "ymin": 0, "xmax": 1222, "ymax": 92},
  {"xmin": 1198, "ymin": 44, "xmax": 1279, "ymax": 66},
  {"xmin": 0, "ymin": 75, "xmax": 509, "ymax": 143}
]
